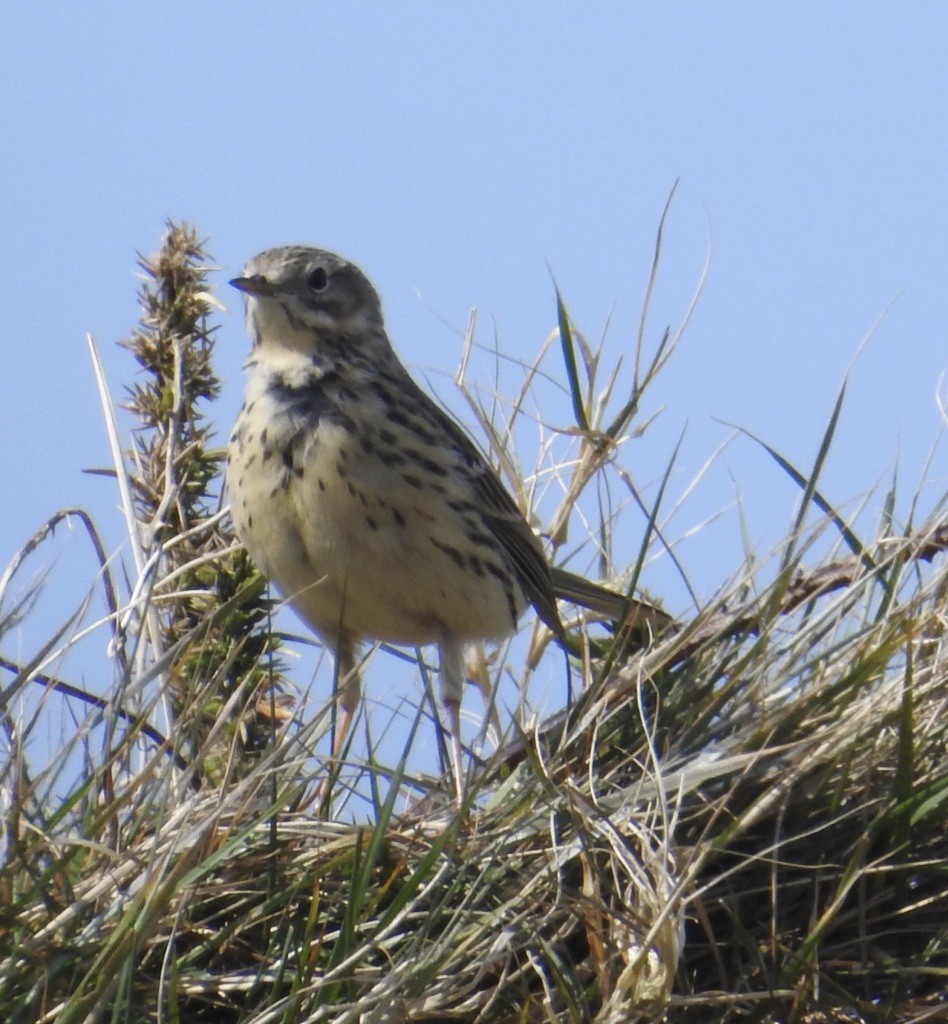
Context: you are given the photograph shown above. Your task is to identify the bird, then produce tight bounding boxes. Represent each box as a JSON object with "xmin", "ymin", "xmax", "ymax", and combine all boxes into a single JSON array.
[{"xmin": 226, "ymin": 245, "xmax": 668, "ymax": 802}]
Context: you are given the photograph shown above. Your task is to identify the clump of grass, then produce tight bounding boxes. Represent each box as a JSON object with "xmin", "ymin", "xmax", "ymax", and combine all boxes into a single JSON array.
[{"xmin": 0, "ymin": 215, "xmax": 945, "ymax": 1024}]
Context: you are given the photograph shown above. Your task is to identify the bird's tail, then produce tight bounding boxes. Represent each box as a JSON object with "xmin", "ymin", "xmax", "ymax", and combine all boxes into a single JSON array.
[{"xmin": 550, "ymin": 566, "xmax": 673, "ymax": 633}]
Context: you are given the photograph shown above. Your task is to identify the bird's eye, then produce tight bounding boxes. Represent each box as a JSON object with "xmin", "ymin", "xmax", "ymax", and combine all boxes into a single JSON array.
[{"xmin": 307, "ymin": 267, "xmax": 329, "ymax": 292}]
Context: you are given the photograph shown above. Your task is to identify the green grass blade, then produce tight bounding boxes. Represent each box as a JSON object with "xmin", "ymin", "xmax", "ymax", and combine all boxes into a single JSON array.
[{"xmin": 554, "ymin": 285, "xmax": 590, "ymax": 431}]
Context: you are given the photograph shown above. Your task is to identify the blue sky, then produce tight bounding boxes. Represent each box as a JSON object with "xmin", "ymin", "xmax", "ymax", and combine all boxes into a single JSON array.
[{"xmin": 3, "ymin": 6, "xmax": 946, "ymax": 789}]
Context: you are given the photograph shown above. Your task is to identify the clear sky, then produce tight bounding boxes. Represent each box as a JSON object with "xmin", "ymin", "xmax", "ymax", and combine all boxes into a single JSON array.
[{"xmin": 3, "ymin": 6, "xmax": 946, "ymax": 787}]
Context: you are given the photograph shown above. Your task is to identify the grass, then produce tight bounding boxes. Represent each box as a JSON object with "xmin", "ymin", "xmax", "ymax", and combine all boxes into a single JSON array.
[{"xmin": 0, "ymin": 219, "xmax": 945, "ymax": 1023}]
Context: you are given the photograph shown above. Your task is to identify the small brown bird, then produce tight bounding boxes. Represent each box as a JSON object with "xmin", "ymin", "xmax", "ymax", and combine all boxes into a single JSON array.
[{"xmin": 227, "ymin": 246, "xmax": 667, "ymax": 800}]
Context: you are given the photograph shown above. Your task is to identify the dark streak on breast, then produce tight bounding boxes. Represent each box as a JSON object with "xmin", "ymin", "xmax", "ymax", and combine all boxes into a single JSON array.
[{"xmin": 266, "ymin": 370, "xmax": 353, "ymax": 474}]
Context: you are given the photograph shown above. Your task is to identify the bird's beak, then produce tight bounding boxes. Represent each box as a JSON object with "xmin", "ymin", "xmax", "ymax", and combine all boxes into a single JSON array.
[{"xmin": 230, "ymin": 275, "xmax": 278, "ymax": 297}]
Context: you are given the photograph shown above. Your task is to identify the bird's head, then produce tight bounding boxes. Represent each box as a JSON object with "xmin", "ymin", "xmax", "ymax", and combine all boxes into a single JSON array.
[{"xmin": 231, "ymin": 246, "xmax": 389, "ymax": 369}]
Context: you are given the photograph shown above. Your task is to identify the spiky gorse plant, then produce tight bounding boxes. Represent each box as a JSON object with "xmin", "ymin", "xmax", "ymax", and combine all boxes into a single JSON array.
[
  {"xmin": 117, "ymin": 222, "xmax": 284, "ymax": 784},
  {"xmin": 0, "ymin": 213, "xmax": 945, "ymax": 1024}
]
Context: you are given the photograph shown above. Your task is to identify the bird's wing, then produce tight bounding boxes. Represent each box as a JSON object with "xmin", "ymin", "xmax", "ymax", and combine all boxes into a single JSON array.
[
  {"xmin": 416, "ymin": 392, "xmax": 564, "ymax": 639},
  {"xmin": 411, "ymin": 381, "xmax": 672, "ymax": 640},
  {"xmin": 468, "ymin": 455, "xmax": 565, "ymax": 640}
]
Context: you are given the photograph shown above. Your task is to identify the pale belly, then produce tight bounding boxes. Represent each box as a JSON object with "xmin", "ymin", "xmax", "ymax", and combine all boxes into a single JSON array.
[{"xmin": 227, "ymin": 416, "xmax": 524, "ymax": 647}]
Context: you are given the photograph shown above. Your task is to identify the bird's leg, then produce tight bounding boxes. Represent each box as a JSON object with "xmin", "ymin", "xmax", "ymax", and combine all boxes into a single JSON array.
[
  {"xmin": 333, "ymin": 638, "xmax": 362, "ymax": 760},
  {"xmin": 318, "ymin": 635, "xmax": 360, "ymax": 811},
  {"xmin": 469, "ymin": 643, "xmax": 502, "ymax": 750},
  {"xmin": 438, "ymin": 634, "xmax": 468, "ymax": 806}
]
